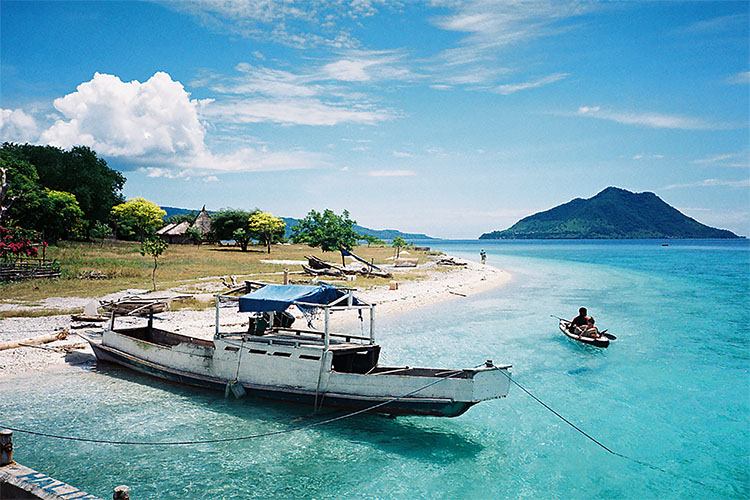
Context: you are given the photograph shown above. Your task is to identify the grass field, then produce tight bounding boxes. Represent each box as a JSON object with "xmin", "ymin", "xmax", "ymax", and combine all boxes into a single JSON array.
[{"xmin": 1, "ymin": 241, "xmax": 437, "ymax": 310}]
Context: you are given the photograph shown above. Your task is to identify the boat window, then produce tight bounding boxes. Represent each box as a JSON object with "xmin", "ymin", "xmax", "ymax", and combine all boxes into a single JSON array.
[{"xmin": 249, "ymin": 349, "xmax": 266, "ymax": 355}]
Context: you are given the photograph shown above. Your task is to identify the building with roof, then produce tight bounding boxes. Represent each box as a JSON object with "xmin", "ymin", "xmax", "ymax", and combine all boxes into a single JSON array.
[{"xmin": 156, "ymin": 206, "xmax": 212, "ymax": 244}]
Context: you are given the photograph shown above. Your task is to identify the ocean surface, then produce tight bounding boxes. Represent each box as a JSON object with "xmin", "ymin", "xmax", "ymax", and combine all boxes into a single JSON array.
[{"xmin": 1, "ymin": 239, "xmax": 748, "ymax": 499}]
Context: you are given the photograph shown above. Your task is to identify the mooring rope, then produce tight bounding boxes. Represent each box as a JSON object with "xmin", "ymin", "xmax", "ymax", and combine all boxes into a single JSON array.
[
  {"xmin": 497, "ymin": 370, "xmax": 714, "ymax": 491},
  {"xmin": 0, "ymin": 366, "xmax": 470, "ymax": 446}
]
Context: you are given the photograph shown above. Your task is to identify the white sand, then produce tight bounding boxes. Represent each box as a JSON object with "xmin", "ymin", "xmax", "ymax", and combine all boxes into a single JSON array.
[{"xmin": 0, "ymin": 257, "xmax": 509, "ymax": 379}]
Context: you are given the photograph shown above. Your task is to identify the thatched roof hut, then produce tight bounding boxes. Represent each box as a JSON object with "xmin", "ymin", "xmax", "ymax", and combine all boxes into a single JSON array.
[{"xmin": 156, "ymin": 206, "xmax": 212, "ymax": 244}]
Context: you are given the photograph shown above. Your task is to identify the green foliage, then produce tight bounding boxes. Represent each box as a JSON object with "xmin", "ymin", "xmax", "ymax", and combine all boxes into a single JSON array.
[
  {"xmin": 290, "ymin": 209, "xmax": 358, "ymax": 252},
  {"xmin": 212, "ymin": 209, "xmax": 255, "ymax": 242},
  {"xmin": 185, "ymin": 226, "xmax": 204, "ymax": 245},
  {"xmin": 37, "ymin": 189, "xmax": 85, "ymax": 244},
  {"xmin": 168, "ymin": 212, "xmax": 197, "ymax": 225},
  {"xmin": 1, "ymin": 143, "xmax": 125, "ymax": 236},
  {"xmin": 111, "ymin": 197, "xmax": 166, "ymax": 241},
  {"xmin": 391, "ymin": 236, "xmax": 407, "ymax": 257},
  {"xmin": 359, "ymin": 234, "xmax": 385, "ymax": 246},
  {"xmin": 0, "ymin": 226, "xmax": 46, "ymax": 262},
  {"xmin": 90, "ymin": 221, "xmax": 112, "ymax": 246},
  {"xmin": 248, "ymin": 212, "xmax": 285, "ymax": 253},
  {"xmin": 480, "ymin": 187, "xmax": 741, "ymax": 240},
  {"xmin": 232, "ymin": 228, "xmax": 251, "ymax": 252},
  {"xmin": 139, "ymin": 236, "xmax": 169, "ymax": 290}
]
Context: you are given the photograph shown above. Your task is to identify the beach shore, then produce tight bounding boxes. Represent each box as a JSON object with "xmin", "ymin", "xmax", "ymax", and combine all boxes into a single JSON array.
[{"xmin": 0, "ymin": 257, "xmax": 509, "ymax": 379}]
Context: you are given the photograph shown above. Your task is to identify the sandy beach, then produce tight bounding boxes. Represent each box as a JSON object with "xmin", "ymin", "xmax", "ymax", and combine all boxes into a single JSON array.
[{"xmin": 0, "ymin": 257, "xmax": 509, "ymax": 379}]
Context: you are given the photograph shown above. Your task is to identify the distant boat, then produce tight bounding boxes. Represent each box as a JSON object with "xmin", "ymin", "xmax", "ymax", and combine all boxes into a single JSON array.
[
  {"xmin": 83, "ymin": 283, "xmax": 511, "ymax": 417},
  {"xmin": 558, "ymin": 319, "xmax": 610, "ymax": 348}
]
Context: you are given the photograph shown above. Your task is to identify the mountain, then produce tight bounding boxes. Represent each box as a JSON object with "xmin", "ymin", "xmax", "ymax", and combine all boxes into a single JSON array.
[
  {"xmin": 479, "ymin": 187, "xmax": 741, "ymax": 240},
  {"xmin": 161, "ymin": 207, "xmax": 433, "ymax": 241}
]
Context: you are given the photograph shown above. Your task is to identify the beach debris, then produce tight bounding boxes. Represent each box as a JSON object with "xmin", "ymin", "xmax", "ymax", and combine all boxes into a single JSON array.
[
  {"xmin": 77, "ymin": 269, "xmax": 108, "ymax": 280},
  {"xmin": 99, "ymin": 297, "xmax": 170, "ymax": 316},
  {"xmin": 394, "ymin": 258, "xmax": 418, "ymax": 267},
  {"xmin": 221, "ymin": 275, "xmax": 238, "ymax": 288},
  {"xmin": 0, "ymin": 329, "xmax": 69, "ymax": 352},
  {"xmin": 436, "ymin": 257, "xmax": 467, "ymax": 266},
  {"xmin": 304, "ymin": 255, "xmax": 392, "ymax": 278}
]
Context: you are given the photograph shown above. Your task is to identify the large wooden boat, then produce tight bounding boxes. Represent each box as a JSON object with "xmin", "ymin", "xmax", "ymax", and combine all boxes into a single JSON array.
[{"xmin": 83, "ymin": 283, "xmax": 511, "ymax": 417}]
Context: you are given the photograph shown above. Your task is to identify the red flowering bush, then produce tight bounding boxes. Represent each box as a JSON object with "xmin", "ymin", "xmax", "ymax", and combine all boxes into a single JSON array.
[{"xmin": 0, "ymin": 226, "xmax": 46, "ymax": 262}]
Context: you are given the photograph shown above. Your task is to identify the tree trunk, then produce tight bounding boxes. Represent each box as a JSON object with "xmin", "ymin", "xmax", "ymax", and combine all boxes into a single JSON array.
[{"xmin": 152, "ymin": 257, "xmax": 158, "ymax": 290}]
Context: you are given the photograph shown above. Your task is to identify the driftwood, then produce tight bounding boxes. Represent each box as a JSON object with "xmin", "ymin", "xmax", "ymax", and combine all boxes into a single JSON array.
[
  {"xmin": 0, "ymin": 330, "xmax": 68, "ymax": 351},
  {"xmin": 394, "ymin": 258, "xmax": 418, "ymax": 268},
  {"xmin": 100, "ymin": 298, "xmax": 169, "ymax": 316},
  {"xmin": 71, "ymin": 314, "xmax": 108, "ymax": 322},
  {"xmin": 305, "ymin": 255, "xmax": 392, "ymax": 278},
  {"xmin": 436, "ymin": 257, "xmax": 467, "ymax": 266}
]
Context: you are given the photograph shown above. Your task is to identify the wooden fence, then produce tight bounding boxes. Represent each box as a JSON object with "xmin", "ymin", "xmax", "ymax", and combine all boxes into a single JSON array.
[{"xmin": 0, "ymin": 258, "xmax": 61, "ymax": 281}]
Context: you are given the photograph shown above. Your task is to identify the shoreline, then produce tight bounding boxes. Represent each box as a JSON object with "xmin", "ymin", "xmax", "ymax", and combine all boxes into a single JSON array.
[{"xmin": 0, "ymin": 257, "xmax": 510, "ymax": 379}]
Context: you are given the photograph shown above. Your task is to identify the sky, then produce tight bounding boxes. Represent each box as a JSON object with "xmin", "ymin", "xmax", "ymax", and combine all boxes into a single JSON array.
[{"xmin": 1, "ymin": 0, "xmax": 748, "ymax": 238}]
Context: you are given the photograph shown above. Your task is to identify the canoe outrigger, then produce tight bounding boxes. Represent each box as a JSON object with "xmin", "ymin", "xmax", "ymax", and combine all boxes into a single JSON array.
[{"xmin": 83, "ymin": 282, "xmax": 511, "ymax": 417}]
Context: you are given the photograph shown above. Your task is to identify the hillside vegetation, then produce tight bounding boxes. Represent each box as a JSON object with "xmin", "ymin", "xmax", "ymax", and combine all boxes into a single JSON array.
[{"xmin": 480, "ymin": 187, "xmax": 740, "ymax": 239}]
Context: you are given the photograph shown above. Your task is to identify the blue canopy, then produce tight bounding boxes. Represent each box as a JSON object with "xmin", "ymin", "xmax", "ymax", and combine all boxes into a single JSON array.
[{"xmin": 238, "ymin": 284, "xmax": 358, "ymax": 313}]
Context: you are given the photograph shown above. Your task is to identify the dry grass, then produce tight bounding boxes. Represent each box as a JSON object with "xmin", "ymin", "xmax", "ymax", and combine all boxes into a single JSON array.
[{"xmin": 1, "ymin": 241, "xmax": 438, "ymax": 303}]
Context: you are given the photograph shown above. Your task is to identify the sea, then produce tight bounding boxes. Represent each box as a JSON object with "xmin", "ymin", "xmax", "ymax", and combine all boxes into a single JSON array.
[{"xmin": 1, "ymin": 239, "xmax": 748, "ymax": 499}]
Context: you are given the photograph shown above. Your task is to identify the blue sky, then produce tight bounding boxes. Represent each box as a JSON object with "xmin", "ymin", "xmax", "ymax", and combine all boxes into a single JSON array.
[{"xmin": 1, "ymin": 0, "xmax": 748, "ymax": 238}]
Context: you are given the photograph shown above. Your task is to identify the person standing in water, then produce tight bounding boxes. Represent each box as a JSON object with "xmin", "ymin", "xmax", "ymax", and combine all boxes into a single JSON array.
[{"xmin": 480, "ymin": 249, "xmax": 486, "ymax": 264}]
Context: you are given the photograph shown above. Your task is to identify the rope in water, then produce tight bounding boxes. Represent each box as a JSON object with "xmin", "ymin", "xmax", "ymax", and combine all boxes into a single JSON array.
[
  {"xmin": 499, "ymin": 371, "xmax": 714, "ymax": 491},
  {"xmin": 0, "ymin": 367, "xmax": 469, "ymax": 446}
]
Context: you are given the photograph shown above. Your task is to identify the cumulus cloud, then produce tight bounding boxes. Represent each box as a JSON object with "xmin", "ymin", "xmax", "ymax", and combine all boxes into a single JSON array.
[
  {"xmin": 202, "ymin": 176, "xmax": 219, "ymax": 182},
  {"xmin": 576, "ymin": 106, "xmax": 725, "ymax": 130},
  {"xmin": 494, "ymin": 73, "xmax": 569, "ymax": 95},
  {"xmin": 0, "ymin": 108, "xmax": 39, "ymax": 142},
  {"xmin": 41, "ymin": 72, "xmax": 208, "ymax": 158}
]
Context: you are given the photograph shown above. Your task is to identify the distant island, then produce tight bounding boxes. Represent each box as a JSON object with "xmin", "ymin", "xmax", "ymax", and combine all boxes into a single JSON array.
[
  {"xmin": 479, "ymin": 187, "xmax": 741, "ymax": 240},
  {"xmin": 161, "ymin": 207, "xmax": 433, "ymax": 241}
]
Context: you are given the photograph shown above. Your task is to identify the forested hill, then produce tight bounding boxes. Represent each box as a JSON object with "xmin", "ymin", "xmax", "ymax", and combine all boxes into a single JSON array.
[
  {"xmin": 162, "ymin": 207, "xmax": 433, "ymax": 241},
  {"xmin": 479, "ymin": 187, "xmax": 741, "ymax": 239}
]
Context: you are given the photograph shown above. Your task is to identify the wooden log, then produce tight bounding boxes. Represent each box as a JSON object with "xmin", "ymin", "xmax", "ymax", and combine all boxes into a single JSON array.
[
  {"xmin": 1, "ymin": 429, "xmax": 12, "ymax": 466},
  {"xmin": 0, "ymin": 330, "xmax": 68, "ymax": 352}
]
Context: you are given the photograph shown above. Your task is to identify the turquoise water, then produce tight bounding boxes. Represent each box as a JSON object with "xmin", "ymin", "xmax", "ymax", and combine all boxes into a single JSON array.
[{"xmin": 1, "ymin": 240, "xmax": 748, "ymax": 499}]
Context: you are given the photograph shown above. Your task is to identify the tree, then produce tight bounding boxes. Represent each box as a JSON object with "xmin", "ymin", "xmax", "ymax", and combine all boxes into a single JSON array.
[
  {"xmin": 248, "ymin": 212, "xmax": 285, "ymax": 253},
  {"xmin": 0, "ymin": 148, "xmax": 41, "ymax": 224},
  {"xmin": 140, "ymin": 237, "xmax": 168, "ymax": 291},
  {"xmin": 35, "ymin": 189, "xmax": 85, "ymax": 244},
  {"xmin": 110, "ymin": 197, "xmax": 166, "ymax": 241},
  {"xmin": 185, "ymin": 226, "xmax": 204, "ymax": 245},
  {"xmin": 360, "ymin": 234, "xmax": 385, "ymax": 247},
  {"xmin": 90, "ymin": 221, "xmax": 112, "ymax": 247},
  {"xmin": 2, "ymin": 143, "xmax": 125, "ymax": 236},
  {"xmin": 212, "ymin": 209, "xmax": 254, "ymax": 242},
  {"xmin": 168, "ymin": 212, "xmax": 197, "ymax": 225},
  {"xmin": 232, "ymin": 228, "xmax": 252, "ymax": 252},
  {"xmin": 290, "ymin": 209, "xmax": 358, "ymax": 264},
  {"xmin": 392, "ymin": 236, "xmax": 407, "ymax": 258}
]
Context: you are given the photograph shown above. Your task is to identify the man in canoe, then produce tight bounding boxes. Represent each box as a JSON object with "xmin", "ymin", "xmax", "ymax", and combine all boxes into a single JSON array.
[
  {"xmin": 570, "ymin": 307, "xmax": 588, "ymax": 331},
  {"xmin": 581, "ymin": 317, "xmax": 601, "ymax": 338}
]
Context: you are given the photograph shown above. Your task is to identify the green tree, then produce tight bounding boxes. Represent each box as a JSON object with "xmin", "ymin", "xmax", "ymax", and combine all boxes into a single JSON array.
[
  {"xmin": 90, "ymin": 221, "xmax": 112, "ymax": 247},
  {"xmin": 36, "ymin": 189, "xmax": 85, "ymax": 244},
  {"xmin": 111, "ymin": 197, "xmax": 166, "ymax": 241},
  {"xmin": 232, "ymin": 228, "xmax": 252, "ymax": 252},
  {"xmin": 248, "ymin": 212, "xmax": 285, "ymax": 253},
  {"xmin": 185, "ymin": 226, "xmax": 203, "ymax": 245},
  {"xmin": 360, "ymin": 234, "xmax": 385, "ymax": 247},
  {"xmin": 0, "ymin": 148, "xmax": 42, "ymax": 224},
  {"xmin": 2, "ymin": 143, "xmax": 125, "ymax": 236},
  {"xmin": 167, "ymin": 211, "xmax": 197, "ymax": 225},
  {"xmin": 290, "ymin": 209, "xmax": 358, "ymax": 264},
  {"xmin": 212, "ymin": 209, "xmax": 254, "ymax": 242},
  {"xmin": 140, "ymin": 237, "xmax": 168, "ymax": 291},
  {"xmin": 392, "ymin": 236, "xmax": 407, "ymax": 258}
]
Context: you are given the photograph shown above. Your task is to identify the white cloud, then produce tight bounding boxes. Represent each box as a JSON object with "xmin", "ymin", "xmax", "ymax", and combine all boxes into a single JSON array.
[
  {"xmin": 727, "ymin": 72, "xmax": 750, "ymax": 85},
  {"xmin": 392, "ymin": 151, "xmax": 413, "ymax": 158},
  {"xmin": 576, "ymin": 105, "xmax": 724, "ymax": 130},
  {"xmin": 691, "ymin": 152, "xmax": 749, "ymax": 168},
  {"xmin": 322, "ymin": 50, "xmax": 412, "ymax": 83},
  {"xmin": 632, "ymin": 153, "xmax": 664, "ymax": 160},
  {"xmin": 0, "ymin": 108, "xmax": 39, "ymax": 142},
  {"xmin": 494, "ymin": 73, "xmax": 569, "ymax": 95},
  {"xmin": 138, "ymin": 167, "xmax": 193, "ymax": 179},
  {"xmin": 202, "ymin": 176, "xmax": 219, "ymax": 183},
  {"xmin": 366, "ymin": 169, "xmax": 416, "ymax": 177},
  {"xmin": 202, "ymin": 98, "xmax": 394, "ymax": 126},
  {"xmin": 663, "ymin": 178, "xmax": 750, "ymax": 190},
  {"xmin": 41, "ymin": 72, "xmax": 208, "ymax": 158}
]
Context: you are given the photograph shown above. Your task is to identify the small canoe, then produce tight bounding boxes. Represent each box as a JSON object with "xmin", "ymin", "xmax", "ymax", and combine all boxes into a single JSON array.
[{"xmin": 559, "ymin": 320, "xmax": 610, "ymax": 348}]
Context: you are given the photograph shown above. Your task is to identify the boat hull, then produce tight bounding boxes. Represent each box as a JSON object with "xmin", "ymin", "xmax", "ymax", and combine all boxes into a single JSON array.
[
  {"xmin": 86, "ymin": 333, "xmax": 509, "ymax": 418},
  {"xmin": 559, "ymin": 321, "xmax": 609, "ymax": 348}
]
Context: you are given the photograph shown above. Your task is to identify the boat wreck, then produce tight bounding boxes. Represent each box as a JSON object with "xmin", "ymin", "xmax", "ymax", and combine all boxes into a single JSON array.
[{"xmin": 83, "ymin": 283, "xmax": 511, "ymax": 417}]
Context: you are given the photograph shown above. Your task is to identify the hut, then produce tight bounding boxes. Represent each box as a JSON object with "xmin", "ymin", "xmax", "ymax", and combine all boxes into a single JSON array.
[{"xmin": 156, "ymin": 206, "xmax": 212, "ymax": 244}]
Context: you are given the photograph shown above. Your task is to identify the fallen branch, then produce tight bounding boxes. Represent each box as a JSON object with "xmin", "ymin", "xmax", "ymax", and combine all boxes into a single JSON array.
[{"xmin": 0, "ymin": 329, "xmax": 69, "ymax": 351}]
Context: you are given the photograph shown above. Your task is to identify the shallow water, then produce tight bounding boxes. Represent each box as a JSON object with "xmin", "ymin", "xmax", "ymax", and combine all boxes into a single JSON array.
[{"xmin": 1, "ymin": 239, "xmax": 748, "ymax": 499}]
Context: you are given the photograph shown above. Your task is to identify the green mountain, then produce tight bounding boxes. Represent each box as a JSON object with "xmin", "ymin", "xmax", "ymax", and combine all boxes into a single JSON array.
[
  {"xmin": 161, "ymin": 207, "xmax": 432, "ymax": 241},
  {"xmin": 479, "ymin": 187, "xmax": 740, "ymax": 240}
]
